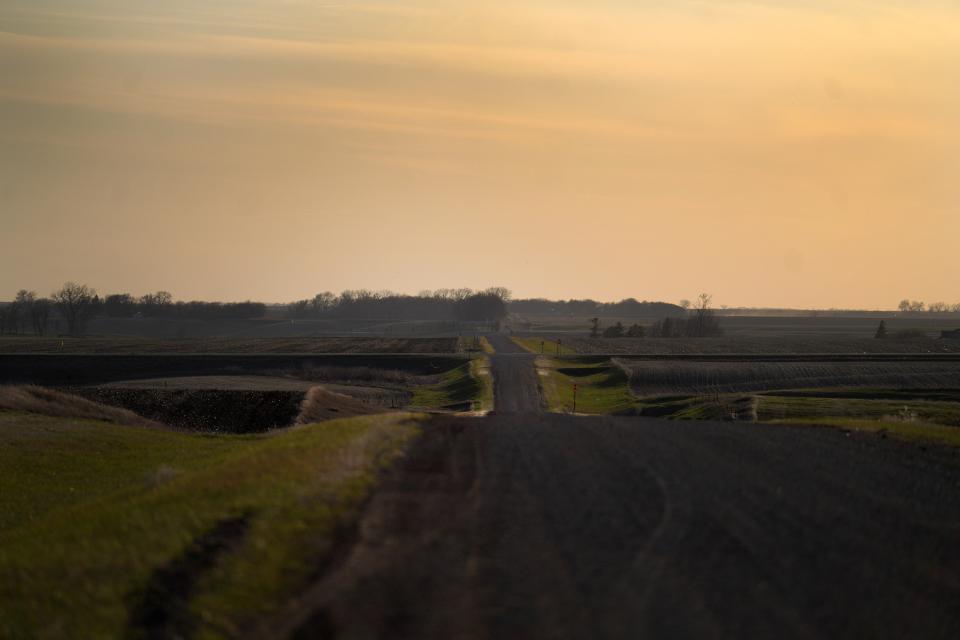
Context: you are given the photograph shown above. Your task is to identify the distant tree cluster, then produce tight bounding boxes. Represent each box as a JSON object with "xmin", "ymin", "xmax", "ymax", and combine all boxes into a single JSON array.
[
  {"xmin": 590, "ymin": 318, "xmax": 646, "ymax": 338},
  {"xmin": 3, "ymin": 283, "xmax": 267, "ymax": 336},
  {"xmin": 0, "ymin": 290, "xmax": 53, "ymax": 336},
  {"xmin": 99, "ymin": 290, "xmax": 265, "ymax": 321},
  {"xmin": 898, "ymin": 300, "xmax": 960, "ymax": 314},
  {"xmin": 511, "ymin": 298, "xmax": 685, "ymax": 318},
  {"xmin": 588, "ymin": 294, "xmax": 723, "ymax": 339},
  {"xmin": 286, "ymin": 288, "xmax": 510, "ymax": 322},
  {"xmin": 649, "ymin": 294, "xmax": 723, "ymax": 338}
]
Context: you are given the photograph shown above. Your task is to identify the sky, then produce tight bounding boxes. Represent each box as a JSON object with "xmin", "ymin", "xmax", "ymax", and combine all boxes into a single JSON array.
[{"xmin": 1, "ymin": 0, "xmax": 958, "ymax": 308}]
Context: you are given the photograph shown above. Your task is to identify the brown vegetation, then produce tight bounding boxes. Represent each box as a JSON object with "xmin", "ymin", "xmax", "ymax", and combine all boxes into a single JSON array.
[
  {"xmin": 294, "ymin": 387, "xmax": 385, "ymax": 425},
  {"xmin": 0, "ymin": 385, "xmax": 161, "ymax": 428}
]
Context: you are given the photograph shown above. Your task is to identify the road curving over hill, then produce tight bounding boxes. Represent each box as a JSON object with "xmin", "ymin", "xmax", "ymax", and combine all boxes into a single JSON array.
[{"xmin": 279, "ymin": 414, "xmax": 960, "ymax": 639}]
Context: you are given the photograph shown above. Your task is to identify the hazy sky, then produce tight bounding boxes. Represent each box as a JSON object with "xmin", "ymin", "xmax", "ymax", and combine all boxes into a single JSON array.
[{"xmin": 1, "ymin": 0, "xmax": 958, "ymax": 307}]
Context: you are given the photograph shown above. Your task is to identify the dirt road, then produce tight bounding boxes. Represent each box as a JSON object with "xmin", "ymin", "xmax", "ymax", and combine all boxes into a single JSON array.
[
  {"xmin": 484, "ymin": 335, "xmax": 541, "ymax": 413},
  {"xmin": 281, "ymin": 414, "xmax": 960, "ymax": 639}
]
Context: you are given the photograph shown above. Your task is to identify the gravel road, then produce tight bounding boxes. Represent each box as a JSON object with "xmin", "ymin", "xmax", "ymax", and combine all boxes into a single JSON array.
[
  {"xmin": 280, "ymin": 414, "xmax": 960, "ymax": 639},
  {"xmin": 485, "ymin": 335, "xmax": 541, "ymax": 413}
]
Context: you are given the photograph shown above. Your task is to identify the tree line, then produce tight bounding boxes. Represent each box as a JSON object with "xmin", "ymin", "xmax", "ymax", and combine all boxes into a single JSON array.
[
  {"xmin": 0, "ymin": 283, "xmax": 267, "ymax": 336},
  {"xmin": 286, "ymin": 288, "xmax": 510, "ymax": 322},
  {"xmin": 898, "ymin": 300, "xmax": 960, "ymax": 314},
  {"xmin": 589, "ymin": 294, "xmax": 723, "ymax": 338},
  {"xmin": 511, "ymin": 298, "xmax": 685, "ymax": 318}
]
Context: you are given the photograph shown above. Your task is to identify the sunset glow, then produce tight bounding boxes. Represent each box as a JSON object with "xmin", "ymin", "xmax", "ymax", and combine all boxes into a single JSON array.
[{"xmin": 2, "ymin": 1, "xmax": 958, "ymax": 307}]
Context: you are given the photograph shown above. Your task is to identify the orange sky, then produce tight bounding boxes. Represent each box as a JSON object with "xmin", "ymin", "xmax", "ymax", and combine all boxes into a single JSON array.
[{"xmin": 1, "ymin": 1, "xmax": 958, "ymax": 308}]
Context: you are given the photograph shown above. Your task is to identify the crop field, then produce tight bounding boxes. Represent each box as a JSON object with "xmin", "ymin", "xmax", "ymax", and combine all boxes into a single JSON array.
[
  {"xmin": 548, "ymin": 336, "xmax": 960, "ymax": 355},
  {"xmin": 0, "ymin": 408, "xmax": 423, "ymax": 638},
  {"xmin": 619, "ymin": 359, "xmax": 960, "ymax": 396},
  {"xmin": 0, "ymin": 336, "xmax": 460, "ymax": 354},
  {"xmin": 528, "ymin": 354, "xmax": 960, "ymax": 446},
  {"xmin": 513, "ymin": 313, "xmax": 960, "ymax": 339}
]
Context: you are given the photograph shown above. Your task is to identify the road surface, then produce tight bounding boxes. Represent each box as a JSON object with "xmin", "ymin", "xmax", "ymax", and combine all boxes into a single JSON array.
[
  {"xmin": 279, "ymin": 414, "xmax": 960, "ymax": 639},
  {"xmin": 484, "ymin": 335, "xmax": 541, "ymax": 413},
  {"xmin": 260, "ymin": 336, "xmax": 960, "ymax": 638}
]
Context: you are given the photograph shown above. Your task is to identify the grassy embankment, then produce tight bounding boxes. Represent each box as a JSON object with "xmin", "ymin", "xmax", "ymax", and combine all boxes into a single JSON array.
[
  {"xmin": 532, "ymin": 356, "xmax": 960, "ymax": 446},
  {"xmin": 511, "ymin": 336, "xmax": 574, "ymax": 356},
  {"xmin": 535, "ymin": 357, "xmax": 638, "ymax": 415},
  {"xmin": 410, "ymin": 358, "xmax": 493, "ymax": 412},
  {"xmin": 0, "ymin": 409, "xmax": 423, "ymax": 638}
]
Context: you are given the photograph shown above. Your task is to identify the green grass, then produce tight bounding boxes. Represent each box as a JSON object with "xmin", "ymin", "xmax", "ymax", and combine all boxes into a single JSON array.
[
  {"xmin": 410, "ymin": 358, "xmax": 492, "ymax": 411},
  {"xmin": 511, "ymin": 336, "xmax": 574, "ymax": 356},
  {"xmin": 756, "ymin": 394, "xmax": 960, "ymax": 426},
  {"xmin": 0, "ymin": 410, "xmax": 422, "ymax": 638},
  {"xmin": 770, "ymin": 417, "xmax": 960, "ymax": 447},
  {"xmin": 636, "ymin": 390, "xmax": 960, "ymax": 447},
  {"xmin": 536, "ymin": 357, "xmax": 637, "ymax": 414}
]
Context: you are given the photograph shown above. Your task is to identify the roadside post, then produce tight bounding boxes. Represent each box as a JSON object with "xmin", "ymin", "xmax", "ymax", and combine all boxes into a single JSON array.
[
  {"xmin": 556, "ymin": 339, "xmax": 562, "ymax": 357},
  {"xmin": 572, "ymin": 383, "xmax": 578, "ymax": 413},
  {"xmin": 540, "ymin": 340, "xmax": 544, "ymax": 354}
]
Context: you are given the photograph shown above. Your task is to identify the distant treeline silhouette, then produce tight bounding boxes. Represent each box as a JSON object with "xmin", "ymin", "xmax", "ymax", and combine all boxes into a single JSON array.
[
  {"xmin": 286, "ymin": 288, "xmax": 510, "ymax": 322},
  {"xmin": 898, "ymin": 300, "xmax": 960, "ymax": 314},
  {"xmin": 510, "ymin": 298, "xmax": 685, "ymax": 317},
  {"xmin": 0, "ymin": 284, "xmax": 267, "ymax": 336},
  {"xmin": 2, "ymin": 283, "xmax": 689, "ymax": 337}
]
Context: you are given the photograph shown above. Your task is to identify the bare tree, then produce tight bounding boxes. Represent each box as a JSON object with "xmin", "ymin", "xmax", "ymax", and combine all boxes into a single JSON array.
[
  {"xmin": 689, "ymin": 293, "xmax": 723, "ymax": 338},
  {"xmin": 679, "ymin": 299, "xmax": 691, "ymax": 311},
  {"xmin": 484, "ymin": 287, "xmax": 512, "ymax": 302},
  {"xmin": 51, "ymin": 282, "xmax": 97, "ymax": 335}
]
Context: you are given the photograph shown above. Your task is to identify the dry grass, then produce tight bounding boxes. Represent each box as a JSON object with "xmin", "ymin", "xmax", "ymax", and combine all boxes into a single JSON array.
[
  {"xmin": 620, "ymin": 360, "xmax": 960, "ymax": 396},
  {"xmin": 294, "ymin": 387, "xmax": 384, "ymax": 425},
  {"xmin": 0, "ymin": 386, "xmax": 161, "ymax": 428}
]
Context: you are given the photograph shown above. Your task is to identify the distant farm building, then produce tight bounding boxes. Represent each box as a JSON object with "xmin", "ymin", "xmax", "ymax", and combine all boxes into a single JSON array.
[{"xmin": 940, "ymin": 329, "xmax": 960, "ymax": 340}]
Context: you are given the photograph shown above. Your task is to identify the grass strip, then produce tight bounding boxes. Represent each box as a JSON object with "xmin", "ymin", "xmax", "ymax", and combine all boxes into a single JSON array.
[{"xmin": 0, "ymin": 410, "xmax": 422, "ymax": 637}]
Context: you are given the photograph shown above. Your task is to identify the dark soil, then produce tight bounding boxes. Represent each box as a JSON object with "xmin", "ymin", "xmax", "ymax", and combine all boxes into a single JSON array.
[{"xmin": 66, "ymin": 388, "xmax": 305, "ymax": 433}]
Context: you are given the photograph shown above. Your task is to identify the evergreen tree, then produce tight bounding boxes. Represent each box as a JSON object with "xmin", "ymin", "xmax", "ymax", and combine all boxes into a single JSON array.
[{"xmin": 875, "ymin": 320, "xmax": 888, "ymax": 339}]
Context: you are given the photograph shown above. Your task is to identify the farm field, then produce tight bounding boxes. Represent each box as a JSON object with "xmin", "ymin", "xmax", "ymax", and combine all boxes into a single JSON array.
[
  {"xmin": 535, "ymin": 335, "xmax": 960, "ymax": 355},
  {"xmin": 619, "ymin": 359, "xmax": 960, "ymax": 396},
  {"xmin": 512, "ymin": 313, "xmax": 960, "ymax": 339},
  {"xmin": 0, "ymin": 336, "xmax": 460, "ymax": 354},
  {"xmin": 531, "ymin": 354, "xmax": 960, "ymax": 446},
  {"xmin": 0, "ymin": 409, "xmax": 422, "ymax": 638}
]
